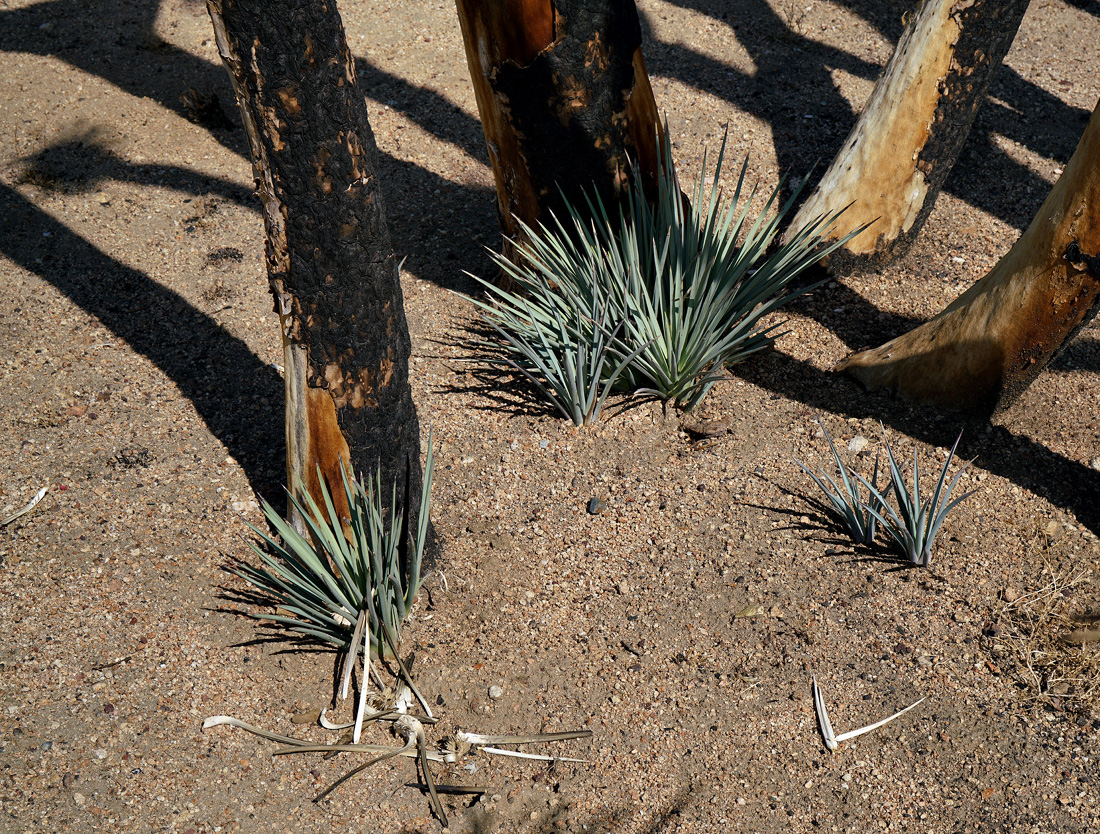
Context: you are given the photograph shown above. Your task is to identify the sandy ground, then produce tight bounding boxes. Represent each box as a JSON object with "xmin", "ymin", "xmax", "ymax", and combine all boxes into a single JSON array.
[{"xmin": 2, "ymin": 0, "xmax": 1100, "ymax": 832}]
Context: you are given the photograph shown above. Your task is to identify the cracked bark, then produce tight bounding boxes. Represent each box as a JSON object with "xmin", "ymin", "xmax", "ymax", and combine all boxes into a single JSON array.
[
  {"xmin": 837, "ymin": 97, "xmax": 1100, "ymax": 419},
  {"xmin": 456, "ymin": 0, "xmax": 663, "ymax": 269},
  {"xmin": 206, "ymin": 0, "xmax": 422, "ymax": 534},
  {"xmin": 784, "ymin": 0, "xmax": 1029, "ymax": 273}
]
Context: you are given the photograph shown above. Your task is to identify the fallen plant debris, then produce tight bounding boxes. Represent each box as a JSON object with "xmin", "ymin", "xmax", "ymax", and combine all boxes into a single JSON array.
[
  {"xmin": 990, "ymin": 564, "xmax": 1100, "ymax": 713},
  {"xmin": 204, "ymin": 673, "xmax": 592, "ymax": 826},
  {"xmin": 0, "ymin": 485, "xmax": 48, "ymax": 527},
  {"xmin": 811, "ymin": 676, "xmax": 925, "ymax": 752}
]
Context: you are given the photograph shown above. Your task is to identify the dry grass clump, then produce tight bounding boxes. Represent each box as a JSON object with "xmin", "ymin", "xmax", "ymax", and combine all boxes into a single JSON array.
[{"xmin": 990, "ymin": 563, "xmax": 1100, "ymax": 715}]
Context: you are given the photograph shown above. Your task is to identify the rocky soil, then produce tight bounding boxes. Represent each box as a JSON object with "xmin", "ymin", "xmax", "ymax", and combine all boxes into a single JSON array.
[{"xmin": 2, "ymin": 0, "xmax": 1100, "ymax": 832}]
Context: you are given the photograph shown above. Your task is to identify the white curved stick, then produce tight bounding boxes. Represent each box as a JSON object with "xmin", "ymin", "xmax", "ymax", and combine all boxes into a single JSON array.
[{"xmin": 812, "ymin": 676, "xmax": 924, "ymax": 753}]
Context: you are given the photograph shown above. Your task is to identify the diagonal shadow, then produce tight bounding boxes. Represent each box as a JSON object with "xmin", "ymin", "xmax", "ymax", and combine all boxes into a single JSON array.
[
  {"xmin": 645, "ymin": 0, "xmax": 1093, "ymax": 233},
  {"xmin": 354, "ymin": 56, "xmax": 488, "ymax": 164},
  {"xmin": 728, "ymin": 349, "xmax": 1100, "ymax": 537},
  {"xmin": 0, "ymin": 181, "xmax": 285, "ymax": 500},
  {"xmin": 0, "ymin": 0, "xmax": 250, "ymax": 157},
  {"xmin": 1064, "ymin": 0, "xmax": 1100, "ymax": 13},
  {"xmin": 15, "ymin": 127, "xmax": 256, "ymax": 205},
  {"xmin": 0, "ymin": 0, "xmax": 500, "ymax": 291}
]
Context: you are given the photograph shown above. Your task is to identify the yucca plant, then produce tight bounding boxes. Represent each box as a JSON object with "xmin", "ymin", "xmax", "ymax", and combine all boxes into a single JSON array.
[
  {"xmin": 467, "ymin": 129, "xmax": 863, "ymax": 417},
  {"xmin": 233, "ymin": 434, "xmax": 435, "ymax": 728},
  {"xmin": 858, "ymin": 427, "xmax": 975, "ymax": 567},
  {"xmin": 795, "ymin": 418, "xmax": 887, "ymax": 546},
  {"xmin": 468, "ymin": 269, "xmax": 645, "ymax": 425}
]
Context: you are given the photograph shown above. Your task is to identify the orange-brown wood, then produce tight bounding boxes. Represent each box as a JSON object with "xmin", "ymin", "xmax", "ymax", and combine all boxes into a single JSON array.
[
  {"xmin": 785, "ymin": 0, "xmax": 1029, "ymax": 273},
  {"xmin": 837, "ymin": 97, "xmax": 1100, "ymax": 417},
  {"xmin": 456, "ymin": 0, "xmax": 662, "ymax": 264}
]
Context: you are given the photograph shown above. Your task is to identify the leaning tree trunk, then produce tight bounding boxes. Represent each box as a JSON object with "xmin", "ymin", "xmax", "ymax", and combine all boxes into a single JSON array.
[
  {"xmin": 784, "ymin": 0, "xmax": 1029, "ymax": 273},
  {"xmin": 836, "ymin": 96, "xmax": 1100, "ymax": 418},
  {"xmin": 455, "ymin": 0, "xmax": 664, "ymax": 265},
  {"xmin": 207, "ymin": 0, "xmax": 422, "ymax": 530}
]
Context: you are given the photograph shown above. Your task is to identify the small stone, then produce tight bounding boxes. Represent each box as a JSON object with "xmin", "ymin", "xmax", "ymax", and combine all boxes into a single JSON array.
[
  {"xmin": 616, "ymin": 581, "xmax": 631, "ymax": 596},
  {"xmin": 66, "ymin": 404, "xmax": 88, "ymax": 418},
  {"xmin": 41, "ymin": 741, "xmax": 52, "ymax": 751},
  {"xmin": 733, "ymin": 604, "xmax": 764, "ymax": 619},
  {"xmin": 1091, "ymin": 458, "xmax": 1100, "ymax": 472},
  {"xmin": 488, "ymin": 533, "xmax": 514, "ymax": 551},
  {"xmin": 894, "ymin": 642, "xmax": 912, "ymax": 655},
  {"xmin": 586, "ymin": 497, "xmax": 606, "ymax": 515},
  {"xmin": 73, "ymin": 793, "xmax": 85, "ymax": 807},
  {"xmin": 488, "ymin": 685, "xmax": 503, "ymax": 700},
  {"xmin": 539, "ymin": 440, "xmax": 549, "ymax": 449},
  {"xmin": 848, "ymin": 435, "xmax": 869, "ymax": 454},
  {"xmin": 1002, "ymin": 587, "xmax": 1020, "ymax": 604},
  {"xmin": 62, "ymin": 773, "xmax": 77, "ymax": 789},
  {"xmin": 916, "ymin": 655, "xmax": 933, "ymax": 667},
  {"xmin": 93, "ymin": 748, "xmax": 107, "ymax": 760}
]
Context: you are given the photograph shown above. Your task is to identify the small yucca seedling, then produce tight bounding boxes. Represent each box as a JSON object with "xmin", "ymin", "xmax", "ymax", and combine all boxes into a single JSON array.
[
  {"xmin": 795, "ymin": 418, "xmax": 886, "ymax": 546},
  {"xmin": 233, "ymin": 434, "xmax": 435, "ymax": 736},
  {"xmin": 858, "ymin": 427, "xmax": 975, "ymax": 567}
]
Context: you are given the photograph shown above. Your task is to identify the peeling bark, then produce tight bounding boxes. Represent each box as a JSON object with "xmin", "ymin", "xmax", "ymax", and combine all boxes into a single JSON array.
[
  {"xmin": 207, "ymin": 0, "xmax": 422, "ymax": 531},
  {"xmin": 456, "ymin": 0, "xmax": 663, "ymax": 265},
  {"xmin": 785, "ymin": 0, "xmax": 1029, "ymax": 273},
  {"xmin": 837, "ymin": 97, "xmax": 1100, "ymax": 419}
]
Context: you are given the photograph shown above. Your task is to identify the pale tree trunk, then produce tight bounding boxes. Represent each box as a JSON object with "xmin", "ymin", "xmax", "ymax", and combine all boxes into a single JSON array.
[
  {"xmin": 207, "ymin": 0, "xmax": 423, "ymax": 532},
  {"xmin": 784, "ymin": 0, "xmax": 1029, "ymax": 273},
  {"xmin": 455, "ymin": 0, "xmax": 663, "ymax": 266},
  {"xmin": 836, "ymin": 97, "xmax": 1100, "ymax": 418}
]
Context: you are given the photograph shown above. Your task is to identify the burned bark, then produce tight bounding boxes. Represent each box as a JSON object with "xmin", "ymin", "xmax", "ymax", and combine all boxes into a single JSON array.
[
  {"xmin": 837, "ymin": 97, "xmax": 1100, "ymax": 418},
  {"xmin": 456, "ymin": 0, "xmax": 663, "ymax": 262},
  {"xmin": 206, "ymin": 0, "xmax": 422, "ymax": 529},
  {"xmin": 785, "ymin": 0, "xmax": 1029, "ymax": 273}
]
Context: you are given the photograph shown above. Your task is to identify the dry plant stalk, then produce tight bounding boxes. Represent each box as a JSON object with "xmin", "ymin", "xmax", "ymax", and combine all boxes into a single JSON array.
[{"xmin": 992, "ymin": 563, "xmax": 1100, "ymax": 714}]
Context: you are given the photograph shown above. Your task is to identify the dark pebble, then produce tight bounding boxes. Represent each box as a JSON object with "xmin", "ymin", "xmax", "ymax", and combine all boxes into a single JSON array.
[
  {"xmin": 894, "ymin": 642, "xmax": 912, "ymax": 655},
  {"xmin": 104, "ymin": 704, "xmax": 115, "ymax": 714},
  {"xmin": 586, "ymin": 497, "xmax": 606, "ymax": 515}
]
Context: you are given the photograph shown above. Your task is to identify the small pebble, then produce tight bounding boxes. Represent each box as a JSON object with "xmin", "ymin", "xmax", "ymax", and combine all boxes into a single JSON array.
[
  {"xmin": 488, "ymin": 685, "xmax": 503, "ymax": 700},
  {"xmin": 93, "ymin": 748, "xmax": 107, "ymax": 760},
  {"xmin": 1002, "ymin": 587, "xmax": 1020, "ymax": 604},
  {"xmin": 73, "ymin": 793, "xmax": 85, "ymax": 807},
  {"xmin": 916, "ymin": 655, "xmax": 933, "ymax": 667},
  {"xmin": 586, "ymin": 497, "xmax": 606, "ymax": 515},
  {"xmin": 848, "ymin": 435, "xmax": 869, "ymax": 453},
  {"xmin": 538, "ymin": 440, "xmax": 549, "ymax": 449},
  {"xmin": 41, "ymin": 741, "xmax": 52, "ymax": 751},
  {"xmin": 1091, "ymin": 457, "xmax": 1100, "ymax": 471}
]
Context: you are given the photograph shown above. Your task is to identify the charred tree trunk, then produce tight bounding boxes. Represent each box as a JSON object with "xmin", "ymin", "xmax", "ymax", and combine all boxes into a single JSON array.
[
  {"xmin": 837, "ymin": 97, "xmax": 1100, "ymax": 418},
  {"xmin": 456, "ymin": 0, "xmax": 663, "ymax": 263},
  {"xmin": 784, "ymin": 0, "xmax": 1029, "ymax": 273},
  {"xmin": 207, "ymin": 0, "xmax": 422, "ymax": 530}
]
